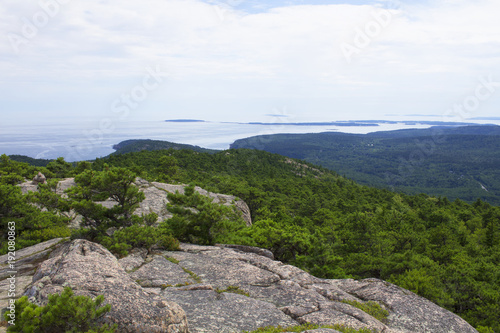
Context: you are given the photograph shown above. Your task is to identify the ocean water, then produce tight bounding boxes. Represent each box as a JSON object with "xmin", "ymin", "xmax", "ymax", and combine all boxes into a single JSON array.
[{"xmin": 0, "ymin": 120, "xmax": 495, "ymax": 162}]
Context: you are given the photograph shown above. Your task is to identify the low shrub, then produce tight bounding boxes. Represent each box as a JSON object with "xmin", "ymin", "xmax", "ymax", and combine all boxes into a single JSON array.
[
  {"xmin": 4, "ymin": 287, "xmax": 116, "ymax": 333},
  {"xmin": 93, "ymin": 224, "xmax": 179, "ymax": 258},
  {"xmin": 20, "ymin": 225, "xmax": 71, "ymax": 242}
]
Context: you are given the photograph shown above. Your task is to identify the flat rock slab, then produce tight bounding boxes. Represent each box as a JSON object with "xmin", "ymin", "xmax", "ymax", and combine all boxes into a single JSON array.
[
  {"xmin": 118, "ymin": 248, "xmax": 147, "ymax": 272},
  {"xmin": 332, "ymin": 278, "xmax": 478, "ymax": 333},
  {"xmin": 153, "ymin": 244, "xmax": 478, "ymax": 333},
  {"xmin": 130, "ymin": 255, "xmax": 194, "ymax": 287},
  {"xmin": 298, "ymin": 302, "xmax": 388, "ymax": 332},
  {"xmin": 162, "ymin": 289, "xmax": 298, "ymax": 333},
  {"xmin": 219, "ymin": 244, "xmax": 274, "ymax": 260},
  {"xmin": 163, "ymin": 249, "xmax": 281, "ymax": 289},
  {"xmin": 246, "ymin": 280, "xmax": 327, "ymax": 308}
]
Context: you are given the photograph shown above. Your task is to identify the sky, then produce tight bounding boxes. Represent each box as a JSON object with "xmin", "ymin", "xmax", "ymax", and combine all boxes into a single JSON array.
[{"xmin": 1, "ymin": 0, "xmax": 500, "ymax": 126}]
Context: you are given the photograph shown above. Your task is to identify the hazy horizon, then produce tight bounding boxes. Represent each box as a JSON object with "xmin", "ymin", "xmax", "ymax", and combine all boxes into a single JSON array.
[
  {"xmin": 2, "ymin": 0, "xmax": 500, "ymax": 129},
  {"xmin": 1, "ymin": 117, "xmax": 500, "ymax": 162}
]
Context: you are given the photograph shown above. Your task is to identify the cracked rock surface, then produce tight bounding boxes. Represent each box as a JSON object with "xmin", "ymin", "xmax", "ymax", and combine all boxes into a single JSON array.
[
  {"xmin": 129, "ymin": 243, "xmax": 478, "ymax": 333},
  {"xmin": 1, "ymin": 240, "xmax": 478, "ymax": 333}
]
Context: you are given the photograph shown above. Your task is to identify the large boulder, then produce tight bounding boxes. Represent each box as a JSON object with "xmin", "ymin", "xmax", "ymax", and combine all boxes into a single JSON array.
[
  {"xmin": 24, "ymin": 240, "xmax": 189, "ymax": 333},
  {"xmin": 163, "ymin": 288, "xmax": 297, "ymax": 333}
]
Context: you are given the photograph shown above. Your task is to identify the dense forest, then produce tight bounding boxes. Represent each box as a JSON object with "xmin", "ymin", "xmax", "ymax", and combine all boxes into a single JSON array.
[
  {"xmin": 1, "ymin": 147, "xmax": 499, "ymax": 332},
  {"xmin": 231, "ymin": 125, "xmax": 500, "ymax": 206}
]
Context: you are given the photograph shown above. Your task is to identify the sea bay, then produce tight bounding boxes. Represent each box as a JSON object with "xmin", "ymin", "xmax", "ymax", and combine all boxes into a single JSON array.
[{"xmin": 1, "ymin": 119, "xmax": 497, "ymax": 162}]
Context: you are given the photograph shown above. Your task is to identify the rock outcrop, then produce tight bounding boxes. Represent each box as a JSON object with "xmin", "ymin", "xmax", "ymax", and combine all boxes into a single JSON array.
[
  {"xmin": 0, "ymin": 238, "xmax": 66, "ymax": 314},
  {"xmin": 1, "ymin": 239, "xmax": 478, "ymax": 333},
  {"xmin": 24, "ymin": 240, "xmax": 189, "ymax": 333},
  {"xmin": 154, "ymin": 244, "xmax": 477, "ymax": 333},
  {"xmin": 17, "ymin": 178, "xmax": 252, "ymax": 226}
]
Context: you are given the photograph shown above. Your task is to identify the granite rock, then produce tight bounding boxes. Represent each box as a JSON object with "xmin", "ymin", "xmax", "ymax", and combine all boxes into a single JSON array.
[
  {"xmin": 24, "ymin": 240, "xmax": 189, "ymax": 333},
  {"xmin": 0, "ymin": 239, "xmax": 479, "ymax": 333}
]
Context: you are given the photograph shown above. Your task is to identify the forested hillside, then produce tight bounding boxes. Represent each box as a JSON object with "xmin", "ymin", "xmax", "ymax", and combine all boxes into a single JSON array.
[
  {"xmin": 1, "ymin": 149, "xmax": 499, "ymax": 332},
  {"xmin": 112, "ymin": 139, "xmax": 217, "ymax": 155},
  {"xmin": 231, "ymin": 125, "xmax": 500, "ymax": 205},
  {"xmin": 8, "ymin": 155, "xmax": 53, "ymax": 167}
]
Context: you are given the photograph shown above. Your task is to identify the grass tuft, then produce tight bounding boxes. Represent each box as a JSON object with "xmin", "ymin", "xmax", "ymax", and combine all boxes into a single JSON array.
[
  {"xmin": 341, "ymin": 299, "xmax": 389, "ymax": 323},
  {"xmin": 215, "ymin": 285, "xmax": 250, "ymax": 297},
  {"xmin": 244, "ymin": 323, "xmax": 377, "ymax": 333},
  {"xmin": 182, "ymin": 267, "xmax": 202, "ymax": 283},
  {"xmin": 165, "ymin": 256, "xmax": 180, "ymax": 264}
]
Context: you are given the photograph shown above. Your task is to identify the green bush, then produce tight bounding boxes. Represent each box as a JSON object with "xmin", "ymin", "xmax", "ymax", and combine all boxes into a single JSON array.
[
  {"xmin": 165, "ymin": 185, "xmax": 246, "ymax": 245},
  {"xmin": 1, "ymin": 226, "xmax": 70, "ymax": 254},
  {"xmin": 46, "ymin": 157, "xmax": 74, "ymax": 178},
  {"xmin": 0, "ymin": 173, "xmax": 24, "ymax": 185},
  {"xmin": 0, "ymin": 183, "xmax": 71, "ymax": 255},
  {"xmin": 95, "ymin": 224, "xmax": 180, "ymax": 258},
  {"xmin": 20, "ymin": 226, "xmax": 71, "ymax": 242},
  {"xmin": 4, "ymin": 287, "xmax": 116, "ymax": 333},
  {"xmin": 66, "ymin": 167, "xmax": 145, "ymax": 231}
]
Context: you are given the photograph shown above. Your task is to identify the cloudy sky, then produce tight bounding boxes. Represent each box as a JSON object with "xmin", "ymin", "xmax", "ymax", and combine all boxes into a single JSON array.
[{"xmin": 2, "ymin": 0, "xmax": 500, "ymax": 126}]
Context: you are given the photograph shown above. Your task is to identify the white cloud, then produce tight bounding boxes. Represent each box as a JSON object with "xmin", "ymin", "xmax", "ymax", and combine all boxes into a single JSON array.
[{"xmin": 1, "ymin": 0, "xmax": 500, "ymax": 123}]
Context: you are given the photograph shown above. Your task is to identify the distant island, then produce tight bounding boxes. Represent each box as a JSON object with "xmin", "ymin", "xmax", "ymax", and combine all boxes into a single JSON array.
[
  {"xmin": 245, "ymin": 121, "xmax": 378, "ymax": 127},
  {"xmin": 207, "ymin": 120, "xmax": 480, "ymax": 127},
  {"xmin": 162, "ymin": 119, "xmax": 482, "ymax": 127},
  {"xmin": 164, "ymin": 119, "xmax": 206, "ymax": 123},
  {"xmin": 469, "ymin": 117, "xmax": 500, "ymax": 120}
]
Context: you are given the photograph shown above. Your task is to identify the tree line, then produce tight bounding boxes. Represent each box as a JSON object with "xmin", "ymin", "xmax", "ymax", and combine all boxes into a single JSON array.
[{"xmin": 1, "ymin": 149, "xmax": 499, "ymax": 332}]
